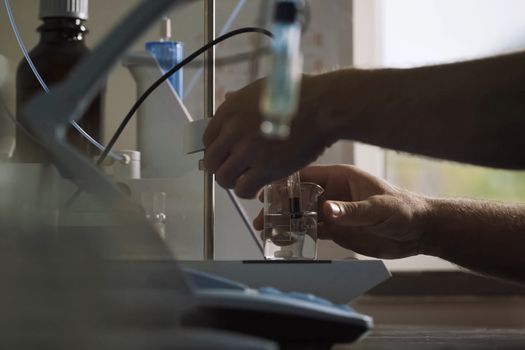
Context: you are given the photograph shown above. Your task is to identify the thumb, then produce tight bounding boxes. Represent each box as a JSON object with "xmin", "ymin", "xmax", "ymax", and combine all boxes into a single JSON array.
[
  {"xmin": 323, "ymin": 200, "xmax": 381, "ymax": 227},
  {"xmin": 224, "ymin": 91, "xmax": 236, "ymax": 100}
]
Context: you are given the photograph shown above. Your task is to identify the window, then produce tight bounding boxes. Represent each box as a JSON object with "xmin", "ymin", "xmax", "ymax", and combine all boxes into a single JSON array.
[
  {"xmin": 380, "ymin": 0, "xmax": 525, "ymax": 203},
  {"xmin": 354, "ymin": 0, "xmax": 525, "ymax": 270},
  {"xmin": 387, "ymin": 153, "xmax": 525, "ymax": 202}
]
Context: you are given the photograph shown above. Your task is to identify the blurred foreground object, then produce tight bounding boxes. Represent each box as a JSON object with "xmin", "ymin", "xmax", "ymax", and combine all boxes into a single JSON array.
[{"xmin": 260, "ymin": 0, "xmax": 303, "ymax": 139}]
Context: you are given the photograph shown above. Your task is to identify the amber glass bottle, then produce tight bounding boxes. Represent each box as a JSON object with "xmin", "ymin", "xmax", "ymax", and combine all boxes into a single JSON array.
[{"xmin": 14, "ymin": 0, "xmax": 103, "ymax": 163}]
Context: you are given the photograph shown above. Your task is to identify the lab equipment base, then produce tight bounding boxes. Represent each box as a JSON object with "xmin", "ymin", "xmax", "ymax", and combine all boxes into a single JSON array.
[{"xmin": 181, "ymin": 259, "xmax": 390, "ymax": 303}]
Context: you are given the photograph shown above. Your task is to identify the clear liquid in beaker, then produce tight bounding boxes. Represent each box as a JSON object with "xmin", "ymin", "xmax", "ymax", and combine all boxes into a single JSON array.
[{"xmin": 263, "ymin": 211, "xmax": 317, "ymax": 260}]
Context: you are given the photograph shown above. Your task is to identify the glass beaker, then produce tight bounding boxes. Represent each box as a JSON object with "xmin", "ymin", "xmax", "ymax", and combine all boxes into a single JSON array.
[{"xmin": 263, "ymin": 181, "xmax": 324, "ymax": 260}]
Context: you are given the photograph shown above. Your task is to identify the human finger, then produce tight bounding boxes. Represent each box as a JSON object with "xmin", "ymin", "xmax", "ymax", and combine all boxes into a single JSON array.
[
  {"xmin": 257, "ymin": 188, "xmax": 266, "ymax": 203},
  {"xmin": 224, "ymin": 90, "xmax": 237, "ymax": 100},
  {"xmin": 203, "ymin": 129, "xmax": 237, "ymax": 173},
  {"xmin": 215, "ymin": 150, "xmax": 249, "ymax": 189},
  {"xmin": 234, "ymin": 167, "xmax": 271, "ymax": 199},
  {"xmin": 300, "ymin": 165, "xmax": 332, "ymax": 188},
  {"xmin": 323, "ymin": 199, "xmax": 386, "ymax": 227},
  {"xmin": 253, "ymin": 209, "xmax": 263, "ymax": 231},
  {"xmin": 202, "ymin": 95, "xmax": 234, "ymax": 147},
  {"xmin": 317, "ymin": 222, "xmax": 333, "ymax": 240},
  {"xmin": 202, "ymin": 119, "xmax": 221, "ymax": 149}
]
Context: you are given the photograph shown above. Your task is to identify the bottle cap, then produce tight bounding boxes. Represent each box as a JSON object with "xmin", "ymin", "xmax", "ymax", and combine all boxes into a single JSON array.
[
  {"xmin": 274, "ymin": 1, "xmax": 298, "ymax": 24},
  {"xmin": 161, "ymin": 17, "xmax": 172, "ymax": 41},
  {"xmin": 39, "ymin": 0, "xmax": 89, "ymax": 20}
]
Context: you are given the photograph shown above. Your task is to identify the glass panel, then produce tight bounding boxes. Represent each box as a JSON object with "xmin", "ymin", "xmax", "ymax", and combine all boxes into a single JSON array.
[
  {"xmin": 386, "ymin": 152, "xmax": 525, "ymax": 201},
  {"xmin": 368, "ymin": 0, "xmax": 525, "ymax": 271}
]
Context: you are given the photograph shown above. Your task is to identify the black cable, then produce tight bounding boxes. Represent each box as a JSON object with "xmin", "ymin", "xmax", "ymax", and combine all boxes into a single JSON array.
[
  {"xmin": 178, "ymin": 47, "xmax": 271, "ymax": 68},
  {"xmin": 97, "ymin": 26, "xmax": 273, "ymax": 167}
]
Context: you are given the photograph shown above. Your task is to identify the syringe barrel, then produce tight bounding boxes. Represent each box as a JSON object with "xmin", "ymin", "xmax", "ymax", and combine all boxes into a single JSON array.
[{"xmin": 260, "ymin": 0, "xmax": 303, "ymax": 140}]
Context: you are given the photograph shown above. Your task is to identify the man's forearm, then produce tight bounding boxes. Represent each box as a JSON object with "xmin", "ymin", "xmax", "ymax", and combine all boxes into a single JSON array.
[
  {"xmin": 320, "ymin": 52, "xmax": 525, "ymax": 169},
  {"xmin": 420, "ymin": 197, "xmax": 525, "ymax": 284}
]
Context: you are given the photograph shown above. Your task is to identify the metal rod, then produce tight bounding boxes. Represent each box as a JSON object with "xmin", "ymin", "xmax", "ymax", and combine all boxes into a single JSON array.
[{"xmin": 203, "ymin": 0, "xmax": 216, "ymax": 260}]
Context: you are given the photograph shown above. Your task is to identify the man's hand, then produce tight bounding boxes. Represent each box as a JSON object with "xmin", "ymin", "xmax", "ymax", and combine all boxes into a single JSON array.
[
  {"xmin": 203, "ymin": 75, "xmax": 341, "ymax": 199},
  {"xmin": 250, "ymin": 164, "xmax": 525, "ymax": 283},
  {"xmin": 254, "ymin": 165, "xmax": 430, "ymax": 259},
  {"xmin": 203, "ymin": 51, "xmax": 525, "ymax": 200}
]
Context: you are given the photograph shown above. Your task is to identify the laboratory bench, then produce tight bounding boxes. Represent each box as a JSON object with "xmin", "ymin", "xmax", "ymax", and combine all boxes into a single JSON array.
[
  {"xmin": 339, "ymin": 325, "xmax": 525, "ymax": 350},
  {"xmin": 339, "ymin": 271, "xmax": 525, "ymax": 349}
]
